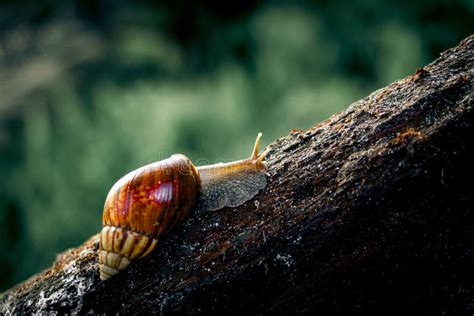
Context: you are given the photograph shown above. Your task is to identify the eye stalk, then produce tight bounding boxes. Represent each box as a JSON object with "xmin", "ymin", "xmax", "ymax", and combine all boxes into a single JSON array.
[{"xmin": 251, "ymin": 132, "xmax": 271, "ymax": 171}]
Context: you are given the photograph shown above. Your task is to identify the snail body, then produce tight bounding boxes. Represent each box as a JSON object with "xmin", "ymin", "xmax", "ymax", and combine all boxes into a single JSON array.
[{"xmin": 99, "ymin": 133, "xmax": 269, "ymax": 280}]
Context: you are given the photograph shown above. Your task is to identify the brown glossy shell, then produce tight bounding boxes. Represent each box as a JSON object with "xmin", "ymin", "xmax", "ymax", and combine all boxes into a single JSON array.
[{"xmin": 99, "ymin": 154, "xmax": 200, "ymax": 280}]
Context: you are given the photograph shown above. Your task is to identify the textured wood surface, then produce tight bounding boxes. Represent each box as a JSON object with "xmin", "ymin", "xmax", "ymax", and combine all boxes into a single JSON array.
[{"xmin": 1, "ymin": 35, "xmax": 473, "ymax": 314}]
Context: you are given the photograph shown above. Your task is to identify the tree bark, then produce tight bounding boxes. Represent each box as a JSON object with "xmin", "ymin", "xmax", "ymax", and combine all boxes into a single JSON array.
[{"xmin": 1, "ymin": 35, "xmax": 473, "ymax": 315}]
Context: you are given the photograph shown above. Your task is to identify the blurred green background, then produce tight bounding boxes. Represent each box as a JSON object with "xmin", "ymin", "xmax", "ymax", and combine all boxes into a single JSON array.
[{"xmin": 0, "ymin": 0, "xmax": 472, "ymax": 291}]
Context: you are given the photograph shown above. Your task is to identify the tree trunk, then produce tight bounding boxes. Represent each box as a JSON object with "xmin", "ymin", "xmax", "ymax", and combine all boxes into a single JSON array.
[{"xmin": 1, "ymin": 35, "xmax": 473, "ymax": 315}]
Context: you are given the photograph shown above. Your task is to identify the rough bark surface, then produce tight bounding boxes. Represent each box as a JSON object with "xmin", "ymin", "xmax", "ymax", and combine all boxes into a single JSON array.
[{"xmin": 1, "ymin": 36, "xmax": 473, "ymax": 314}]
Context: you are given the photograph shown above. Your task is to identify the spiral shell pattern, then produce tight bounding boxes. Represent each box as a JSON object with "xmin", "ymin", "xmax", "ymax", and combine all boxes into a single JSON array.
[
  {"xmin": 99, "ymin": 154, "xmax": 200, "ymax": 280},
  {"xmin": 99, "ymin": 227, "xmax": 158, "ymax": 280}
]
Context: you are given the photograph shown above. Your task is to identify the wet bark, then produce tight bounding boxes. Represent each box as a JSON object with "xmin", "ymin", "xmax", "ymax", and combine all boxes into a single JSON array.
[{"xmin": 1, "ymin": 35, "xmax": 473, "ymax": 314}]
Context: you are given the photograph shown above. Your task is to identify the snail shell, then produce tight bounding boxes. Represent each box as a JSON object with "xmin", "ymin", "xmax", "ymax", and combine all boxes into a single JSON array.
[{"xmin": 99, "ymin": 154, "xmax": 199, "ymax": 280}]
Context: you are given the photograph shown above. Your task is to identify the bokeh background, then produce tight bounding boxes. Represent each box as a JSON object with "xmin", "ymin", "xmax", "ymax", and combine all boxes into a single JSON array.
[{"xmin": 0, "ymin": 0, "xmax": 472, "ymax": 291}]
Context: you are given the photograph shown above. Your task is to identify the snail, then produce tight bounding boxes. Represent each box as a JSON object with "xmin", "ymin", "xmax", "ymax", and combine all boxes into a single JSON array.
[{"xmin": 99, "ymin": 133, "xmax": 270, "ymax": 280}]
